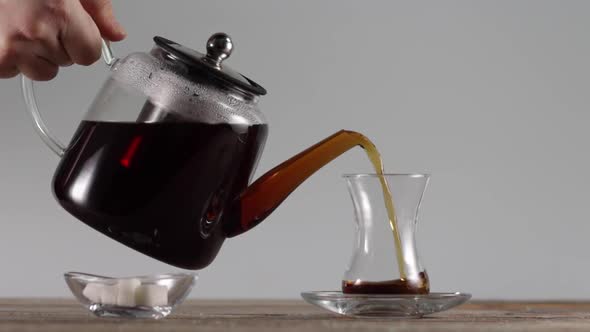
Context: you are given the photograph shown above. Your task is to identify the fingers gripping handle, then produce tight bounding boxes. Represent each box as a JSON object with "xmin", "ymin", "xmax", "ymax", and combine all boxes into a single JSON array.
[{"xmin": 21, "ymin": 39, "xmax": 116, "ymax": 157}]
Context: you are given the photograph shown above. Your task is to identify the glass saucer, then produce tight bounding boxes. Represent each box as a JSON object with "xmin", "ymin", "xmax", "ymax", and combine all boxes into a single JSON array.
[
  {"xmin": 301, "ymin": 291, "xmax": 471, "ymax": 318},
  {"xmin": 65, "ymin": 272, "xmax": 197, "ymax": 319}
]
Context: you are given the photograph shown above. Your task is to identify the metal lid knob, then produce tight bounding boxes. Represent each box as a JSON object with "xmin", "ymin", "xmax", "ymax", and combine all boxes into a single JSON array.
[{"xmin": 205, "ymin": 33, "xmax": 233, "ymax": 68}]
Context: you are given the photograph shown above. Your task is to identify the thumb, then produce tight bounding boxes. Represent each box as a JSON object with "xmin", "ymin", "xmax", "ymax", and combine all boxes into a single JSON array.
[{"xmin": 79, "ymin": 0, "xmax": 126, "ymax": 41}]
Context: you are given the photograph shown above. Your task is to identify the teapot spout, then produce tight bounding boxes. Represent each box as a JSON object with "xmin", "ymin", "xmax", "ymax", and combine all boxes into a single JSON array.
[{"xmin": 225, "ymin": 130, "xmax": 376, "ymax": 237}]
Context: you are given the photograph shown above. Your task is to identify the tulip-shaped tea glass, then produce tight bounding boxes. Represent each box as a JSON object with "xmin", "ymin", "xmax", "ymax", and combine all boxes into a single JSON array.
[
  {"xmin": 302, "ymin": 174, "xmax": 470, "ymax": 318},
  {"xmin": 343, "ymin": 173, "xmax": 429, "ymax": 293}
]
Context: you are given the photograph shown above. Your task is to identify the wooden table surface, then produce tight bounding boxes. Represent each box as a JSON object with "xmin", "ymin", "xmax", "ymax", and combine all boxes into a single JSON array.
[{"xmin": 0, "ymin": 299, "xmax": 589, "ymax": 331}]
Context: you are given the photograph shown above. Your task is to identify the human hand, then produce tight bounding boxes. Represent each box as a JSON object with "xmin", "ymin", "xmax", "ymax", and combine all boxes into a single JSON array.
[{"xmin": 0, "ymin": 0, "xmax": 126, "ymax": 81}]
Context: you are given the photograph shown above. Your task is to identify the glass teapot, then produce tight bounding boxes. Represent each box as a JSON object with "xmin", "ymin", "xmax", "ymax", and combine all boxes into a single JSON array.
[{"xmin": 21, "ymin": 33, "xmax": 361, "ymax": 269}]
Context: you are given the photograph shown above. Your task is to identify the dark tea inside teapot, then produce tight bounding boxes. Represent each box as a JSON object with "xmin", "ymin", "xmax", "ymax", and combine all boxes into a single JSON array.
[
  {"xmin": 22, "ymin": 33, "xmax": 385, "ymax": 270},
  {"xmin": 54, "ymin": 120, "xmax": 268, "ymax": 269}
]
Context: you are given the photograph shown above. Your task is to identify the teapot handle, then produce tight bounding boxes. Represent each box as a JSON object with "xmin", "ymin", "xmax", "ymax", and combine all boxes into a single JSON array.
[{"xmin": 21, "ymin": 39, "xmax": 117, "ymax": 157}]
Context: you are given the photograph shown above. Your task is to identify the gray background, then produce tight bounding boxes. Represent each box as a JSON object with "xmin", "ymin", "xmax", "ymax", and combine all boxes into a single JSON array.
[{"xmin": 0, "ymin": 0, "xmax": 588, "ymax": 300}]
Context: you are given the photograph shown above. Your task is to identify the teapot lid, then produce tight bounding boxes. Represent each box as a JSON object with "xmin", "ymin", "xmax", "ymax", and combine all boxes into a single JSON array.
[{"xmin": 154, "ymin": 33, "xmax": 267, "ymax": 96}]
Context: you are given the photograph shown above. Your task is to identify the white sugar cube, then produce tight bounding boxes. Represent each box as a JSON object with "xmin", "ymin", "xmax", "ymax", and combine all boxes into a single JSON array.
[
  {"xmin": 116, "ymin": 278, "xmax": 141, "ymax": 307},
  {"xmin": 135, "ymin": 285, "xmax": 168, "ymax": 307},
  {"xmin": 82, "ymin": 283, "xmax": 102, "ymax": 303},
  {"xmin": 100, "ymin": 284, "xmax": 118, "ymax": 305}
]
